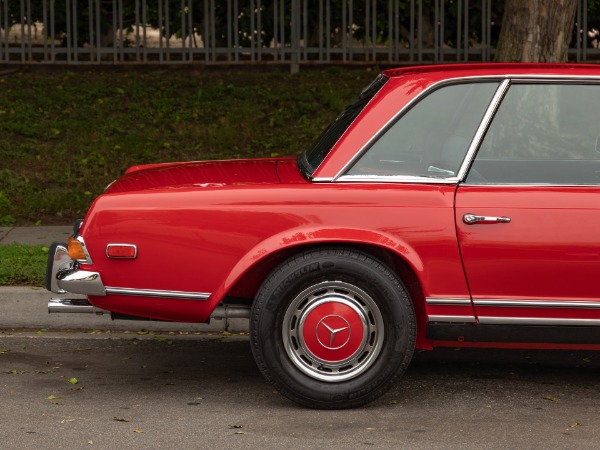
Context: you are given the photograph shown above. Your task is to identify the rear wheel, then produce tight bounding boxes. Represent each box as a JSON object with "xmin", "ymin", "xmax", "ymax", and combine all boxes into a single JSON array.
[{"xmin": 250, "ymin": 248, "xmax": 416, "ymax": 409}]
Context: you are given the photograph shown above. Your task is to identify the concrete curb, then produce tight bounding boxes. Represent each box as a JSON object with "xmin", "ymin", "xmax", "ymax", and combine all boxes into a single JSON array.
[{"xmin": 0, "ymin": 287, "xmax": 249, "ymax": 333}]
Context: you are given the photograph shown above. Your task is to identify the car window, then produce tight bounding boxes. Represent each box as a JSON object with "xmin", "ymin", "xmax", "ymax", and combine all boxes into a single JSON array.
[
  {"xmin": 346, "ymin": 82, "xmax": 499, "ymax": 179},
  {"xmin": 467, "ymin": 83, "xmax": 600, "ymax": 185}
]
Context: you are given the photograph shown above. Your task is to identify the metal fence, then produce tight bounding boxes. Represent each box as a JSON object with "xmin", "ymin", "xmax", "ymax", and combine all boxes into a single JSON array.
[{"xmin": 1, "ymin": 0, "xmax": 599, "ymax": 65}]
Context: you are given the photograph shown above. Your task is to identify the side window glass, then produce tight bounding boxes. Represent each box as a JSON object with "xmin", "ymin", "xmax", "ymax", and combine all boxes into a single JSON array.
[
  {"xmin": 347, "ymin": 82, "xmax": 499, "ymax": 178},
  {"xmin": 468, "ymin": 83, "xmax": 600, "ymax": 185}
]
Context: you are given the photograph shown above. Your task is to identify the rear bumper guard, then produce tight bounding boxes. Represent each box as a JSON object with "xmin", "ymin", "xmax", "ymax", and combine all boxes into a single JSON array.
[{"xmin": 47, "ymin": 242, "xmax": 106, "ymax": 297}]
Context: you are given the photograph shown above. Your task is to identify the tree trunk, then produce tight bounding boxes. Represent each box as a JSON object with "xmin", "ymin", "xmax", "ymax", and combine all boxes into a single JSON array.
[{"xmin": 495, "ymin": 0, "xmax": 578, "ymax": 62}]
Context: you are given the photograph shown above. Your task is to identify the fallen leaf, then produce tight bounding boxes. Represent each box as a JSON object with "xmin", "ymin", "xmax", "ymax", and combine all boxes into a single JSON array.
[
  {"xmin": 566, "ymin": 422, "xmax": 582, "ymax": 431},
  {"xmin": 133, "ymin": 428, "xmax": 143, "ymax": 433},
  {"xmin": 543, "ymin": 396, "xmax": 557, "ymax": 402},
  {"xmin": 35, "ymin": 330, "xmax": 45, "ymax": 335},
  {"xmin": 0, "ymin": 349, "xmax": 9, "ymax": 354},
  {"xmin": 229, "ymin": 425, "xmax": 243, "ymax": 429},
  {"xmin": 47, "ymin": 395, "xmax": 60, "ymax": 400},
  {"xmin": 113, "ymin": 417, "xmax": 129, "ymax": 422},
  {"xmin": 367, "ymin": 428, "xmax": 376, "ymax": 431},
  {"xmin": 235, "ymin": 431, "xmax": 245, "ymax": 435},
  {"xmin": 87, "ymin": 440, "xmax": 93, "ymax": 445},
  {"xmin": 68, "ymin": 377, "xmax": 78, "ymax": 385},
  {"xmin": 390, "ymin": 399, "xmax": 398, "ymax": 405}
]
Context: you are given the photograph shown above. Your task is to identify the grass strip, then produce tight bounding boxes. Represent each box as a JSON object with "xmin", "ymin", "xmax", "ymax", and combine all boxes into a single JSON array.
[{"xmin": 0, "ymin": 245, "xmax": 47, "ymax": 287}]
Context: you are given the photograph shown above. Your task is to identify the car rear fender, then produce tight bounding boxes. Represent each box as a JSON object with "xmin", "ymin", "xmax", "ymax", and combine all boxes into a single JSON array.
[{"xmin": 206, "ymin": 227, "xmax": 431, "ymax": 349}]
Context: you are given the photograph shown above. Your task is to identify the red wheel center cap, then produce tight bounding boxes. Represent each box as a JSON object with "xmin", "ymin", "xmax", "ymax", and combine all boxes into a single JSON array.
[{"xmin": 302, "ymin": 301, "xmax": 365, "ymax": 363}]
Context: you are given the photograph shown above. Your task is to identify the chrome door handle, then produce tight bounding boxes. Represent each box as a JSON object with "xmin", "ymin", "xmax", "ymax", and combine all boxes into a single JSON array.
[{"xmin": 463, "ymin": 213, "xmax": 511, "ymax": 225}]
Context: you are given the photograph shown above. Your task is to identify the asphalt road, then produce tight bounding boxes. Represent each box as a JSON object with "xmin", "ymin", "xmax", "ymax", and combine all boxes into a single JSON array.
[{"xmin": 1, "ymin": 330, "xmax": 600, "ymax": 449}]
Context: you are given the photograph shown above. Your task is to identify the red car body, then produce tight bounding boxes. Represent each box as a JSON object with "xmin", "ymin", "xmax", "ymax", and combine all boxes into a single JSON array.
[{"xmin": 48, "ymin": 63, "xmax": 600, "ymax": 408}]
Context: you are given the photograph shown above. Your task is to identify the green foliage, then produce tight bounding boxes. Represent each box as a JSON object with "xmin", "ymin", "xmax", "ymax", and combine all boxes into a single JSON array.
[
  {"xmin": 0, "ymin": 190, "xmax": 15, "ymax": 226},
  {"xmin": 0, "ymin": 66, "xmax": 374, "ymax": 225},
  {"xmin": 0, "ymin": 245, "xmax": 48, "ymax": 286}
]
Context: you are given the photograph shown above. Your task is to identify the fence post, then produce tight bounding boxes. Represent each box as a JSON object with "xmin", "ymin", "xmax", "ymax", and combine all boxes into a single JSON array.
[{"xmin": 290, "ymin": 0, "xmax": 300, "ymax": 73}]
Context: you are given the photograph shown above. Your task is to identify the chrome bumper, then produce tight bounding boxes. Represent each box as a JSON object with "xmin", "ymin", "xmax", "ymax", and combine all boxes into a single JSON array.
[{"xmin": 46, "ymin": 242, "xmax": 106, "ymax": 297}]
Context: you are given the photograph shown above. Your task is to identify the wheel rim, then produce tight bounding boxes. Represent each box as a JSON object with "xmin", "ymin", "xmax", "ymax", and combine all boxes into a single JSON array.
[{"xmin": 282, "ymin": 281, "xmax": 385, "ymax": 382}]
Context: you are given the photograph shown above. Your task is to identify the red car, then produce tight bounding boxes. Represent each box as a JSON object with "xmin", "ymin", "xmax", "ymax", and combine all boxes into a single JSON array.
[{"xmin": 47, "ymin": 63, "xmax": 600, "ymax": 409}]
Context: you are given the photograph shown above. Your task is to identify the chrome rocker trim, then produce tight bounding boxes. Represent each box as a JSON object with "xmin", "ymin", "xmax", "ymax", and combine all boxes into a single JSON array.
[{"xmin": 104, "ymin": 287, "xmax": 210, "ymax": 300}]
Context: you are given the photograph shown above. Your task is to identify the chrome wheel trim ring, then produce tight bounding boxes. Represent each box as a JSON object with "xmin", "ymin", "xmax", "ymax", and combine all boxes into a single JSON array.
[{"xmin": 282, "ymin": 281, "xmax": 385, "ymax": 382}]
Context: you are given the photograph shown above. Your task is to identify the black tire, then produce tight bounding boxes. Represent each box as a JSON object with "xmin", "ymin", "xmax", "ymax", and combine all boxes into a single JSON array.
[{"xmin": 250, "ymin": 247, "xmax": 416, "ymax": 409}]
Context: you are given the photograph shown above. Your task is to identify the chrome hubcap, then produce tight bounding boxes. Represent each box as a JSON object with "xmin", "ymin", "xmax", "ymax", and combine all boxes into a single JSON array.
[{"xmin": 282, "ymin": 281, "xmax": 384, "ymax": 382}]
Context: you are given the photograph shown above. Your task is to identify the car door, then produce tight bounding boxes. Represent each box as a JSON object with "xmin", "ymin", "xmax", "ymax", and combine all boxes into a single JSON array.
[{"xmin": 456, "ymin": 81, "xmax": 600, "ymax": 327}]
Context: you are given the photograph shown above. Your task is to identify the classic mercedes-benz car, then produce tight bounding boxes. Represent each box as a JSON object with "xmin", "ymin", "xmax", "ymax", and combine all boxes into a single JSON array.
[{"xmin": 48, "ymin": 63, "xmax": 600, "ymax": 409}]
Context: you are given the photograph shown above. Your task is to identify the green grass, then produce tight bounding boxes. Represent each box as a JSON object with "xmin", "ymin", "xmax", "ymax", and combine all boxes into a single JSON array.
[
  {"xmin": 0, "ymin": 245, "xmax": 48, "ymax": 286},
  {"xmin": 0, "ymin": 66, "xmax": 377, "ymax": 225}
]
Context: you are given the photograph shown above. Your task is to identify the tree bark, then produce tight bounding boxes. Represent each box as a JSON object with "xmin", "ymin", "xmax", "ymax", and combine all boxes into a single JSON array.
[{"xmin": 495, "ymin": 0, "xmax": 578, "ymax": 62}]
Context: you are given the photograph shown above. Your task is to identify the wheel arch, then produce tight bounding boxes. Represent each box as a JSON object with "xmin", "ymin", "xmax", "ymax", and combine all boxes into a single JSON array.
[{"xmin": 217, "ymin": 239, "xmax": 430, "ymax": 350}]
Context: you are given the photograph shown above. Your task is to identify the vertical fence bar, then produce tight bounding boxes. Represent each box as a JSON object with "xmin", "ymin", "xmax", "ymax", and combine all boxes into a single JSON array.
[
  {"xmin": 303, "ymin": 0, "xmax": 307, "ymax": 61},
  {"xmin": 576, "ymin": 0, "xmax": 582, "ymax": 61},
  {"xmin": 66, "ymin": 0, "xmax": 71, "ymax": 62},
  {"xmin": 158, "ymin": 0, "xmax": 163, "ymax": 63},
  {"xmin": 165, "ymin": 0, "xmax": 171, "ymax": 61},
  {"xmin": 433, "ymin": 0, "xmax": 438, "ymax": 63},
  {"xmin": 88, "ymin": 0, "xmax": 94, "ymax": 62},
  {"xmin": 73, "ymin": 0, "xmax": 79, "ymax": 62},
  {"xmin": 257, "ymin": 0, "xmax": 262, "ymax": 61},
  {"xmin": 142, "ymin": 0, "xmax": 148, "ymax": 62},
  {"xmin": 234, "ymin": 0, "xmax": 239, "ymax": 62},
  {"xmin": 372, "ymin": 0, "xmax": 376, "ymax": 62},
  {"xmin": 0, "ymin": 0, "xmax": 4, "ymax": 62},
  {"xmin": 43, "ymin": 0, "xmax": 48, "ymax": 62},
  {"xmin": 95, "ymin": 0, "xmax": 101, "ymax": 62},
  {"xmin": 394, "ymin": 0, "xmax": 399, "ymax": 62},
  {"xmin": 27, "ymin": 0, "xmax": 32, "ymax": 62},
  {"xmin": 188, "ymin": 0, "xmax": 193, "ymax": 61},
  {"xmin": 181, "ymin": 0, "xmax": 186, "ymax": 62},
  {"xmin": 582, "ymin": 0, "xmax": 588, "ymax": 61},
  {"xmin": 118, "ymin": 0, "xmax": 124, "ymax": 62},
  {"xmin": 203, "ymin": 0, "xmax": 209, "ymax": 62},
  {"xmin": 112, "ymin": 0, "xmax": 117, "ymax": 63},
  {"xmin": 50, "ymin": 0, "xmax": 56, "ymax": 62},
  {"xmin": 365, "ymin": 0, "xmax": 370, "ymax": 62},
  {"xmin": 463, "ymin": 0, "xmax": 468, "ymax": 61},
  {"xmin": 250, "ymin": 0, "xmax": 255, "ymax": 61},
  {"xmin": 456, "ymin": 0, "xmax": 461, "ymax": 61},
  {"xmin": 20, "ymin": 0, "xmax": 25, "ymax": 62},
  {"xmin": 417, "ymin": 0, "xmax": 422, "ymax": 63},
  {"xmin": 348, "ymin": 0, "xmax": 353, "ymax": 61},
  {"xmin": 487, "ymin": 0, "xmax": 491, "ymax": 61},
  {"xmin": 291, "ymin": 0, "xmax": 300, "ymax": 70},
  {"xmin": 272, "ymin": 0, "xmax": 278, "ymax": 61},
  {"xmin": 326, "ymin": 0, "xmax": 330, "ymax": 62},
  {"xmin": 318, "ymin": 0, "xmax": 323, "ymax": 61},
  {"xmin": 210, "ymin": 0, "xmax": 215, "ymax": 61},
  {"xmin": 386, "ymin": 0, "xmax": 392, "ymax": 63},
  {"xmin": 227, "ymin": 0, "xmax": 232, "ymax": 62},
  {"xmin": 341, "ymin": 0, "xmax": 346, "ymax": 62},
  {"xmin": 134, "ymin": 0, "xmax": 140, "ymax": 62}
]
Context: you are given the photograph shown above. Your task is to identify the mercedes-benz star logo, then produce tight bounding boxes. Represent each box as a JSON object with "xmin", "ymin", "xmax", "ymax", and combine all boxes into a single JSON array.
[{"xmin": 316, "ymin": 315, "xmax": 351, "ymax": 350}]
